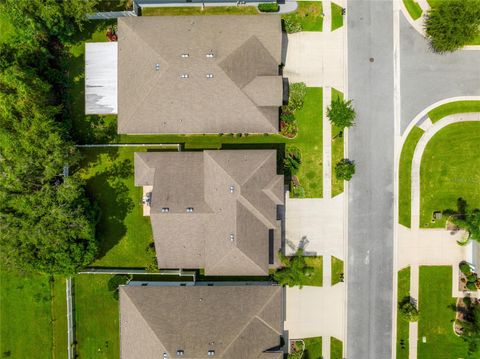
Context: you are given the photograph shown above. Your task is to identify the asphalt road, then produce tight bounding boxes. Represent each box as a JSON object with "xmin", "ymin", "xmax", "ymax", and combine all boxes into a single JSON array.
[
  {"xmin": 400, "ymin": 15, "xmax": 480, "ymax": 133},
  {"xmin": 347, "ymin": 1, "xmax": 395, "ymax": 358}
]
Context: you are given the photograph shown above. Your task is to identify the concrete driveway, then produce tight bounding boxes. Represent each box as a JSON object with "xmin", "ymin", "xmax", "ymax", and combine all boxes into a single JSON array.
[
  {"xmin": 285, "ymin": 194, "xmax": 345, "ymax": 258},
  {"xmin": 284, "ymin": 284, "xmax": 345, "ymax": 340},
  {"xmin": 283, "ymin": 30, "xmax": 345, "ymax": 91}
]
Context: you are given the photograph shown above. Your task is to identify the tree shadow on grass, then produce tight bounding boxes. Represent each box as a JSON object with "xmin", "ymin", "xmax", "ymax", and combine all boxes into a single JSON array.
[{"xmin": 85, "ymin": 158, "xmax": 134, "ymax": 261}]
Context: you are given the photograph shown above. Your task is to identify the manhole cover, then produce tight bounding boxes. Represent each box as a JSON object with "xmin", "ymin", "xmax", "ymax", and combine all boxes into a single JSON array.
[{"xmin": 369, "ymin": 57, "xmax": 375, "ymax": 63}]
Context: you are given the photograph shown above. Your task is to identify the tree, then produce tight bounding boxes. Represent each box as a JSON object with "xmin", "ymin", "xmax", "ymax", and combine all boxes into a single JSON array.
[
  {"xmin": 274, "ymin": 249, "xmax": 314, "ymax": 288},
  {"xmin": 335, "ymin": 159, "xmax": 356, "ymax": 181},
  {"xmin": 444, "ymin": 198, "xmax": 480, "ymax": 242},
  {"xmin": 424, "ymin": 0, "xmax": 480, "ymax": 53},
  {"xmin": 327, "ymin": 97, "xmax": 356, "ymax": 128},
  {"xmin": 457, "ymin": 300, "xmax": 480, "ymax": 355},
  {"xmin": 283, "ymin": 146, "xmax": 302, "ymax": 176},
  {"xmin": 398, "ymin": 296, "xmax": 419, "ymax": 322}
]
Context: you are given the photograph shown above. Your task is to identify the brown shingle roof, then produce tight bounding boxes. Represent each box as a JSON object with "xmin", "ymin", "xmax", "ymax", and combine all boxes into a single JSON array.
[
  {"xmin": 117, "ymin": 16, "xmax": 283, "ymax": 134},
  {"xmin": 119, "ymin": 285, "xmax": 283, "ymax": 359},
  {"xmin": 134, "ymin": 150, "xmax": 284, "ymax": 275}
]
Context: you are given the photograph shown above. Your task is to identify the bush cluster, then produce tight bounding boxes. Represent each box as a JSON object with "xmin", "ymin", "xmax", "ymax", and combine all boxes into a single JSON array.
[
  {"xmin": 281, "ymin": 82, "xmax": 306, "ymax": 138},
  {"xmin": 258, "ymin": 3, "xmax": 279, "ymax": 12}
]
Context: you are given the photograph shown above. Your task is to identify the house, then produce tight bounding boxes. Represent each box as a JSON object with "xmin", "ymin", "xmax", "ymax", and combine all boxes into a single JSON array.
[
  {"xmin": 134, "ymin": 150, "xmax": 285, "ymax": 275},
  {"xmin": 85, "ymin": 15, "xmax": 284, "ymax": 134},
  {"xmin": 119, "ymin": 284, "xmax": 284, "ymax": 359}
]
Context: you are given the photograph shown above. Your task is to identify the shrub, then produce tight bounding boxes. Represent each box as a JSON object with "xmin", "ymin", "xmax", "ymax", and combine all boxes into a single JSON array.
[
  {"xmin": 335, "ymin": 159, "xmax": 356, "ymax": 181},
  {"xmin": 460, "ymin": 261, "xmax": 473, "ymax": 275},
  {"xmin": 425, "ymin": 0, "xmax": 480, "ymax": 53},
  {"xmin": 284, "ymin": 147, "xmax": 302, "ymax": 176},
  {"xmin": 283, "ymin": 82, "xmax": 307, "ymax": 114},
  {"xmin": 283, "ymin": 17, "xmax": 302, "ymax": 33},
  {"xmin": 274, "ymin": 249, "xmax": 314, "ymax": 288},
  {"xmin": 466, "ymin": 281, "xmax": 478, "ymax": 291},
  {"xmin": 258, "ymin": 3, "xmax": 279, "ymax": 12},
  {"xmin": 327, "ymin": 97, "xmax": 356, "ymax": 128},
  {"xmin": 399, "ymin": 296, "xmax": 419, "ymax": 322},
  {"xmin": 108, "ymin": 274, "xmax": 131, "ymax": 300},
  {"xmin": 291, "ymin": 184, "xmax": 305, "ymax": 198}
]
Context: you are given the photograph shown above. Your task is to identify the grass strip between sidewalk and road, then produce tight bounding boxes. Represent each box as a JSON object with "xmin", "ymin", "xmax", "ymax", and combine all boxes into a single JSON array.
[
  {"xmin": 398, "ymin": 126, "xmax": 424, "ymax": 227},
  {"xmin": 396, "ymin": 267, "xmax": 410, "ymax": 359},
  {"xmin": 331, "ymin": 88, "xmax": 345, "ymax": 197},
  {"xmin": 427, "ymin": 100, "xmax": 480, "ymax": 123},
  {"xmin": 418, "ymin": 266, "xmax": 468, "ymax": 358},
  {"xmin": 331, "ymin": 256, "xmax": 344, "ymax": 286},
  {"xmin": 302, "ymin": 257, "xmax": 324, "ymax": 287},
  {"xmin": 402, "ymin": 0, "xmax": 423, "ymax": 20},
  {"xmin": 331, "ymin": 2, "xmax": 344, "ymax": 31}
]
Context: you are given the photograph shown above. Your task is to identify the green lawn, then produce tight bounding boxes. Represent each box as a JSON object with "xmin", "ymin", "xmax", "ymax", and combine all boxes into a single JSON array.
[
  {"xmin": 331, "ymin": 88, "xmax": 345, "ymax": 197},
  {"xmin": 420, "ymin": 122, "xmax": 480, "ymax": 228},
  {"xmin": 282, "ymin": 2, "xmax": 323, "ymax": 32},
  {"xmin": 303, "ymin": 336, "xmax": 322, "ymax": 359},
  {"xmin": 141, "ymin": 5, "xmax": 258, "ymax": 16},
  {"xmin": 330, "ymin": 337, "xmax": 343, "ymax": 359},
  {"xmin": 75, "ymin": 275, "xmax": 120, "ymax": 359},
  {"xmin": 331, "ymin": 2, "xmax": 344, "ymax": 31},
  {"xmin": 418, "ymin": 266, "xmax": 468, "ymax": 358},
  {"xmin": 396, "ymin": 267, "xmax": 410, "ymax": 359},
  {"xmin": 427, "ymin": 100, "xmax": 480, "ymax": 123},
  {"xmin": 0, "ymin": 270, "xmax": 53, "ymax": 358},
  {"xmin": 79, "ymin": 147, "xmax": 155, "ymax": 267},
  {"xmin": 52, "ymin": 277, "xmax": 68, "ymax": 359},
  {"xmin": 403, "ymin": 0, "xmax": 423, "ymax": 20},
  {"xmin": 399, "ymin": 126, "xmax": 425, "ymax": 227},
  {"xmin": 331, "ymin": 256, "xmax": 344, "ymax": 286},
  {"xmin": 302, "ymin": 257, "xmax": 323, "ymax": 287}
]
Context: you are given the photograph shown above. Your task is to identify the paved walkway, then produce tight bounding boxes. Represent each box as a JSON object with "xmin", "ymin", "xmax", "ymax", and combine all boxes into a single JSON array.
[
  {"xmin": 410, "ymin": 113, "xmax": 480, "ymax": 228},
  {"xmin": 323, "ymin": 87, "xmax": 333, "ymax": 199}
]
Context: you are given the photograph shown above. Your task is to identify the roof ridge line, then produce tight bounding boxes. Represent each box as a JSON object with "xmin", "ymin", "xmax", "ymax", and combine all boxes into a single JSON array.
[
  {"xmin": 262, "ymin": 175, "xmax": 284, "ymax": 205},
  {"xmin": 239, "ymin": 150, "xmax": 274, "ymax": 186},
  {"xmin": 238, "ymin": 195, "xmax": 276, "ymax": 229},
  {"xmin": 218, "ymin": 287, "xmax": 280, "ymax": 356},
  {"xmin": 121, "ymin": 288, "xmax": 168, "ymax": 354},
  {"xmin": 207, "ymin": 246, "xmax": 267, "ymax": 275}
]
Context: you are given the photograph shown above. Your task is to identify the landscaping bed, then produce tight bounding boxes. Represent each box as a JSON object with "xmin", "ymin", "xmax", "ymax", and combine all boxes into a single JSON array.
[
  {"xmin": 282, "ymin": 2, "xmax": 323, "ymax": 33},
  {"xmin": 420, "ymin": 122, "xmax": 480, "ymax": 228}
]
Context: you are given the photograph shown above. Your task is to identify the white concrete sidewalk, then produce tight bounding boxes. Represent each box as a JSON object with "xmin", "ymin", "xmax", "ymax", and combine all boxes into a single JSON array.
[
  {"xmin": 323, "ymin": 87, "xmax": 333, "ymax": 199},
  {"xmin": 410, "ymin": 113, "xmax": 480, "ymax": 228}
]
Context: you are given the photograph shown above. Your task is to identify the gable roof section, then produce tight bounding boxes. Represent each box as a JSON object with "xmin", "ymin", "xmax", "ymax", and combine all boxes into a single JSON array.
[
  {"xmin": 119, "ymin": 285, "xmax": 283, "ymax": 359},
  {"xmin": 117, "ymin": 16, "xmax": 283, "ymax": 134},
  {"xmin": 134, "ymin": 150, "xmax": 284, "ymax": 275}
]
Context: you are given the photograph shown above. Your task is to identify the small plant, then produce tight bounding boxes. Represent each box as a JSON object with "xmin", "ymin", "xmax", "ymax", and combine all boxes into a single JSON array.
[
  {"xmin": 291, "ymin": 183, "xmax": 305, "ymax": 198},
  {"xmin": 283, "ymin": 18, "xmax": 302, "ymax": 33},
  {"xmin": 283, "ymin": 82, "xmax": 307, "ymax": 114},
  {"xmin": 327, "ymin": 97, "xmax": 356, "ymax": 128},
  {"xmin": 335, "ymin": 159, "xmax": 355, "ymax": 181},
  {"xmin": 460, "ymin": 261, "xmax": 473, "ymax": 275},
  {"xmin": 398, "ymin": 296, "xmax": 419, "ymax": 322},
  {"xmin": 258, "ymin": 2, "xmax": 280, "ymax": 12}
]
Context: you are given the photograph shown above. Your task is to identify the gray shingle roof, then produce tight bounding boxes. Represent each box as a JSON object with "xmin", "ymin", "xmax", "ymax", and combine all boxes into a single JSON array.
[
  {"xmin": 119, "ymin": 285, "xmax": 283, "ymax": 359},
  {"xmin": 117, "ymin": 16, "xmax": 283, "ymax": 134},
  {"xmin": 134, "ymin": 150, "xmax": 284, "ymax": 275}
]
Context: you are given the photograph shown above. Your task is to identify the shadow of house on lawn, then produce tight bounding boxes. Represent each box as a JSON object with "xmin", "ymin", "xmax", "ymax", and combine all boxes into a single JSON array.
[{"xmin": 85, "ymin": 158, "xmax": 134, "ymax": 262}]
